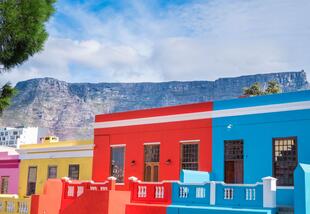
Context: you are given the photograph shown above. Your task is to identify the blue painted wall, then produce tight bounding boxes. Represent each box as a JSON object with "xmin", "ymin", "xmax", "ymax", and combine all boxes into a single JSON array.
[
  {"xmin": 294, "ymin": 163, "xmax": 310, "ymax": 214},
  {"xmin": 215, "ymin": 183, "xmax": 263, "ymax": 208},
  {"xmin": 171, "ymin": 182, "xmax": 211, "ymax": 205},
  {"xmin": 214, "ymin": 90, "xmax": 310, "ymax": 110},
  {"xmin": 167, "ymin": 206, "xmax": 275, "ymax": 214},
  {"xmin": 276, "ymin": 188, "xmax": 294, "ymax": 207},
  {"xmin": 212, "ymin": 90, "xmax": 310, "ymax": 184}
]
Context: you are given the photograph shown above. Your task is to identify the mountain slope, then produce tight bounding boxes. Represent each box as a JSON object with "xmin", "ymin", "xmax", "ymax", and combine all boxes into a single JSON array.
[{"xmin": 0, "ymin": 71, "xmax": 308, "ymax": 139}]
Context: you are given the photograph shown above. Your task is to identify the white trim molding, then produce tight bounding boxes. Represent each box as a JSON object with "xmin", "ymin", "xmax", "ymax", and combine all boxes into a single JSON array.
[
  {"xmin": 94, "ymin": 101, "xmax": 310, "ymax": 129},
  {"xmin": 110, "ymin": 144, "xmax": 126, "ymax": 147},
  {"xmin": 143, "ymin": 142, "xmax": 160, "ymax": 145},
  {"xmin": 179, "ymin": 139, "xmax": 200, "ymax": 143},
  {"xmin": 19, "ymin": 150, "xmax": 93, "ymax": 160},
  {"xmin": 17, "ymin": 144, "xmax": 94, "ymax": 154},
  {"xmin": 17, "ymin": 144, "xmax": 94, "ymax": 160}
]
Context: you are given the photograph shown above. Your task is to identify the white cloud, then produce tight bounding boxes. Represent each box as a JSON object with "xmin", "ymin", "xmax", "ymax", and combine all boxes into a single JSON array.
[{"xmin": 1, "ymin": 0, "xmax": 309, "ymax": 85}]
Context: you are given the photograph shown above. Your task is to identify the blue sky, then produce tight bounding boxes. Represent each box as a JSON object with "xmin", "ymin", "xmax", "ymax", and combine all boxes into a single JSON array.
[{"xmin": 2, "ymin": 0, "xmax": 310, "ymax": 84}]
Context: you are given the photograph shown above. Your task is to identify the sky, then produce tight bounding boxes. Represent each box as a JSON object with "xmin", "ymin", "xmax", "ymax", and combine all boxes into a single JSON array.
[{"xmin": 1, "ymin": 0, "xmax": 310, "ymax": 85}]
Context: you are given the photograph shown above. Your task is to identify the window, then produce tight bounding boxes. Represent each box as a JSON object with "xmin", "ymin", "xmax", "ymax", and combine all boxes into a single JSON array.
[
  {"xmin": 1, "ymin": 176, "xmax": 9, "ymax": 194},
  {"xmin": 181, "ymin": 143, "xmax": 199, "ymax": 170},
  {"xmin": 27, "ymin": 167, "xmax": 37, "ymax": 196},
  {"xmin": 273, "ymin": 137, "xmax": 297, "ymax": 186},
  {"xmin": 68, "ymin": 165, "xmax": 80, "ymax": 180},
  {"xmin": 111, "ymin": 146, "xmax": 125, "ymax": 183},
  {"xmin": 144, "ymin": 144, "xmax": 160, "ymax": 182},
  {"xmin": 47, "ymin": 166, "xmax": 57, "ymax": 179}
]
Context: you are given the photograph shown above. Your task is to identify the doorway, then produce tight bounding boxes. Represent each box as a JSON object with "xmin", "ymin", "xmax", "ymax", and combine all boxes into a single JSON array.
[
  {"xmin": 224, "ymin": 140, "xmax": 244, "ymax": 184},
  {"xmin": 144, "ymin": 144, "xmax": 160, "ymax": 182}
]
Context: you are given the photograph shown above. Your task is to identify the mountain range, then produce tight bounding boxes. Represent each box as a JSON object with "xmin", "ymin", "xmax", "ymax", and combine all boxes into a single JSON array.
[{"xmin": 0, "ymin": 70, "xmax": 308, "ymax": 140}]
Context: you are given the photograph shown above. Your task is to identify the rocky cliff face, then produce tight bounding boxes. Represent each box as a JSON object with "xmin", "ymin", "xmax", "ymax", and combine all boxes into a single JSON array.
[{"xmin": 0, "ymin": 71, "xmax": 308, "ymax": 140}]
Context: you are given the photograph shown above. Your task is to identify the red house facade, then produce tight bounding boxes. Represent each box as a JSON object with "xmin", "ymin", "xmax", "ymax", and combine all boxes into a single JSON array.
[{"xmin": 93, "ymin": 102, "xmax": 213, "ymax": 189}]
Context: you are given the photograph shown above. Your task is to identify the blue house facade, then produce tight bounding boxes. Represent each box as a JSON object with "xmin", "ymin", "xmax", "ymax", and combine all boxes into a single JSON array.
[
  {"xmin": 204, "ymin": 90, "xmax": 310, "ymax": 213},
  {"xmin": 212, "ymin": 90, "xmax": 310, "ymax": 185}
]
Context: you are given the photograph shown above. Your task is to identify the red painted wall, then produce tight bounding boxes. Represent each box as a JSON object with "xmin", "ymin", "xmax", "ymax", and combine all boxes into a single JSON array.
[
  {"xmin": 93, "ymin": 102, "xmax": 213, "ymax": 190},
  {"xmin": 125, "ymin": 204, "xmax": 167, "ymax": 214}
]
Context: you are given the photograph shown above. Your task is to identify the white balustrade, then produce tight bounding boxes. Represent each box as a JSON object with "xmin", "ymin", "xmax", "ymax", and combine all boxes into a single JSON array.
[
  {"xmin": 155, "ymin": 186, "xmax": 165, "ymax": 199},
  {"xmin": 224, "ymin": 188, "xmax": 234, "ymax": 200},
  {"xmin": 196, "ymin": 187, "xmax": 206, "ymax": 198},
  {"xmin": 245, "ymin": 188, "xmax": 256, "ymax": 201},
  {"xmin": 6, "ymin": 201, "xmax": 15, "ymax": 213},
  {"xmin": 179, "ymin": 186, "xmax": 189, "ymax": 198},
  {"xmin": 90, "ymin": 186, "xmax": 97, "ymax": 190},
  {"xmin": 77, "ymin": 186, "xmax": 84, "ymax": 197},
  {"xmin": 100, "ymin": 186, "xmax": 108, "ymax": 191},
  {"xmin": 137, "ymin": 186, "xmax": 147, "ymax": 198},
  {"xmin": 67, "ymin": 186, "xmax": 75, "ymax": 197},
  {"xmin": 18, "ymin": 201, "xmax": 29, "ymax": 214}
]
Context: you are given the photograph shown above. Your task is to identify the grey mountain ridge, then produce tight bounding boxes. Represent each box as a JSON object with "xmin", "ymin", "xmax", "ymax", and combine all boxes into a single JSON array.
[{"xmin": 0, "ymin": 71, "xmax": 308, "ymax": 140}]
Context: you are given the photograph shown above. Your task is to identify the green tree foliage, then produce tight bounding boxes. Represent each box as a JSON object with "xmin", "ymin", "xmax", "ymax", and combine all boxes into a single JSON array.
[
  {"xmin": 0, "ymin": 83, "xmax": 17, "ymax": 115},
  {"xmin": 0, "ymin": 0, "xmax": 55, "ymax": 113},
  {"xmin": 243, "ymin": 82, "xmax": 264, "ymax": 96},
  {"xmin": 265, "ymin": 80, "xmax": 282, "ymax": 94},
  {"xmin": 243, "ymin": 81, "xmax": 282, "ymax": 96},
  {"xmin": 0, "ymin": 0, "xmax": 56, "ymax": 70}
]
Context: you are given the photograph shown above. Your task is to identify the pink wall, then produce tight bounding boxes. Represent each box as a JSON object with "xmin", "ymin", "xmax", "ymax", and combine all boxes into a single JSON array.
[{"xmin": 0, "ymin": 150, "xmax": 20, "ymax": 194}]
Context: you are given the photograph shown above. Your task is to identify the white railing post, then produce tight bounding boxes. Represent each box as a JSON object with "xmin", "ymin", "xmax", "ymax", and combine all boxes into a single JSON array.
[
  {"xmin": 262, "ymin": 176, "xmax": 277, "ymax": 208},
  {"xmin": 155, "ymin": 186, "xmax": 164, "ymax": 199},
  {"xmin": 210, "ymin": 181, "xmax": 216, "ymax": 205},
  {"xmin": 179, "ymin": 187, "xmax": 189, "ymax": 198},
  {"xmin": 77, "ymin": 186, "xmax": 84, "ymax": 197}
]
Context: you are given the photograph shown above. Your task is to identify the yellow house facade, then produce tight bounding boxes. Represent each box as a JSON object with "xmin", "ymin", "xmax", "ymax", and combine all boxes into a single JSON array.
[{"xmin": 17, "ymin": 137, "xmax": 93, "ymax": 197}]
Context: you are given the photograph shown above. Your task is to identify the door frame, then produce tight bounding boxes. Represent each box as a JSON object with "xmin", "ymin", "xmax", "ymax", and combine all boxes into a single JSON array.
[{"xmin": 143, "ymin": 143, "xmax": 160, "ymax": 182}]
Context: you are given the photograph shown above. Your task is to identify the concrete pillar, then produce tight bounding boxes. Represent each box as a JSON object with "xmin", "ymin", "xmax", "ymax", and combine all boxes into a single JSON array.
[
  {"xmin": 210, "ymin": 181, "xmax": 216, "ymax": 205},
  {"xmin": 107, "ymin": 176, "xmax": 117, "ymax": 190},
  {"xmin": 262, "ymin": 176, "xmax": 277, "ymax": 208}
]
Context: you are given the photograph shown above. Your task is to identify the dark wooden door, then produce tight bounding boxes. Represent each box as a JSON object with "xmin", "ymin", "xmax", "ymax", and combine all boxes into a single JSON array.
[
  {"xmin": 144, "ymin": 144, "xmax": 160, "ymax": 182},
  {"xmin": 224, "ymin": 140, "xmax": 244, "ymax": 184},
  {"xmin": 224, "ymin": 161, "xmax": 235, "ymax": 183},
  {"xmin": 144, "ymin": 162, "xmax": 159, "ymax": 182}
]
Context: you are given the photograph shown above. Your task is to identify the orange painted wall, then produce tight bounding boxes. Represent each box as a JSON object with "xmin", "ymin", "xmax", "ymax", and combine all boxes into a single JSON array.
[{"xmin": 31, "ymin": 179, "xmax": 64, "ymax": 214}]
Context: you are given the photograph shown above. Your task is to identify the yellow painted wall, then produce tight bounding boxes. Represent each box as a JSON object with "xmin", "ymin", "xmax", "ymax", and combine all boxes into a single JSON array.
[{"xmin": 18, "ymin": 140, "xmax": 93, "ymax": 197}]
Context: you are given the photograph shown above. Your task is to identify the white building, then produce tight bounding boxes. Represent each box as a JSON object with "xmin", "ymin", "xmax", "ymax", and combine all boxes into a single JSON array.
[{"xmin": 0, "ymin": 127, "xmax": 49, "ymax": 148}]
